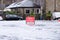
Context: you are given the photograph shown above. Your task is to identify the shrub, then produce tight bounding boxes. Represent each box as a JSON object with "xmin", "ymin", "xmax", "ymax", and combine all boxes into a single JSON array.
[
  {"xmin": 4, "ymin": 11, "xmax": 16, "ymax": 14},
  {"xmin": 46, "ymin": 11, "xmax": 52, "ymax": 20},
  {"xmin": 30, "ymin": 11, "xmax": 35, "ymax": 17}
]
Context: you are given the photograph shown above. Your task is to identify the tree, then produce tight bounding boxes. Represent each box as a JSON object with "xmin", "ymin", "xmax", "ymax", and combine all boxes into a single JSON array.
[{"xmin": 46, "ymin": 11, "xmax": 52, "ymax": 20}]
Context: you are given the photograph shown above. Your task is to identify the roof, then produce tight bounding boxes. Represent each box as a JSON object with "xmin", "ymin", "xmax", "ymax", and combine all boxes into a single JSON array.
[{"xmin": 6, "ymin": 0, "xmax": 40, "ymax": 9}]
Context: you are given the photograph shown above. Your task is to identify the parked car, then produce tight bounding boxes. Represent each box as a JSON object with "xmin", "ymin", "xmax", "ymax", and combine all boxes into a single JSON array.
[
  {"xmin": 52, "ymin": 12, "xmax": 60, "ymax": 20},
  {"xmin": 5, "ymin": 14, "xmax": 23, "ymax": 20}
]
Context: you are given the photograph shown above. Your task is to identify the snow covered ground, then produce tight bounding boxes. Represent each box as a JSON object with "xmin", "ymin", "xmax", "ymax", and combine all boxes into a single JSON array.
[{"xmin": 0, "ymin": 20, "xmax": 60, "ymax": 40}]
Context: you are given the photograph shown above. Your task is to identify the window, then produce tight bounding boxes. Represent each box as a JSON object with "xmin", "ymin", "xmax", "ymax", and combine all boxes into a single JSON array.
[
  {"xmin": 26, "ymin": 10, "xmax": 30, "ymax": 13},
  {"xmin": 37, "ymin": 9, "xmax": 39, "ymax": 13}
]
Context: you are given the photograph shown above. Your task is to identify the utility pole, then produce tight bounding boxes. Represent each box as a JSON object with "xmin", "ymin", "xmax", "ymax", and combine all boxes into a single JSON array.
[
  {"xmin": 1, "ymin": 0, "xmax": 3, "ymax": 5},
  {"xmin": 1, "ymin": 0, "xmax": 4, "ymax": 10},
  {"xmin": 54, "ymin": 0, "xmax": 56, "ymax": 12},
  {"xmin": 42, "ymin": 0, "xmax": 46, "ymax": 20}
]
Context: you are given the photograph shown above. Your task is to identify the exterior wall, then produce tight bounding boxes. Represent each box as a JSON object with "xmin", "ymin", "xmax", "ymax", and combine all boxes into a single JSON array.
[
  {"xmin": 46, "ymin": 0, "xmax": 54, "ymax": 12},
  {"xmin": 56, "ymin": 0, "xmax": 60, "ymax": 11},
  {"xmin": 12, "ymin": 8, "xmax": 41, "ymax": 20},
  {"xmin": 46, "ymin": 0, "xmax": 60, "ymax": 12},
  {"xmin": 24, "ymin": 8, "xmax": 40, "ymax": 20}
]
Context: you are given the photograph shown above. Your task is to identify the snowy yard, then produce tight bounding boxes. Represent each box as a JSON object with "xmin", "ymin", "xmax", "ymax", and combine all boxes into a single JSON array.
[{"xmin": 0, "ymin": 20, "xmax": 60, "ymax": 40}]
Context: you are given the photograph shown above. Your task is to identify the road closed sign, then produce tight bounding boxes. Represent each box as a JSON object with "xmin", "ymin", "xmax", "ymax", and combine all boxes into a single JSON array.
[{"xmin": 26, "ymin": 16, "xmax": 35, "ymax": 25}]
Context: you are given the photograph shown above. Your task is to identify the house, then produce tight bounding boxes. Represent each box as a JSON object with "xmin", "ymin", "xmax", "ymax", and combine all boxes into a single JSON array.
[{"xmin": 6, "ymin": 0, "xmax": 41, "ymax": 20}]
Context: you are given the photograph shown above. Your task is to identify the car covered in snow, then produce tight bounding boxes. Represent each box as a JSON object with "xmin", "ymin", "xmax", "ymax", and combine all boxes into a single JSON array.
[{"xmin": 52, "ymin": 12, "xmax": 60, "ymax": 20}]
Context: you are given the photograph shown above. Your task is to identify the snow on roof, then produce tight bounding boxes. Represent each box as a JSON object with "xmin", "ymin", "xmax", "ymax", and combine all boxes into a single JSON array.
[
  {"xmin": 6, "ymin": 2, "xmax": 18, "ymax": 8},
  {"xmin": 6, "ymin": 0, "xmax": 40, "ymax": 9}
]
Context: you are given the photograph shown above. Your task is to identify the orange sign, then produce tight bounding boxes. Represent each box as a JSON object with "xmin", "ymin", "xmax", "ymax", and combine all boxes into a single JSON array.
[{"xmin": 26, "ymin": 16, "xmax": 35, "ymax": 25}]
